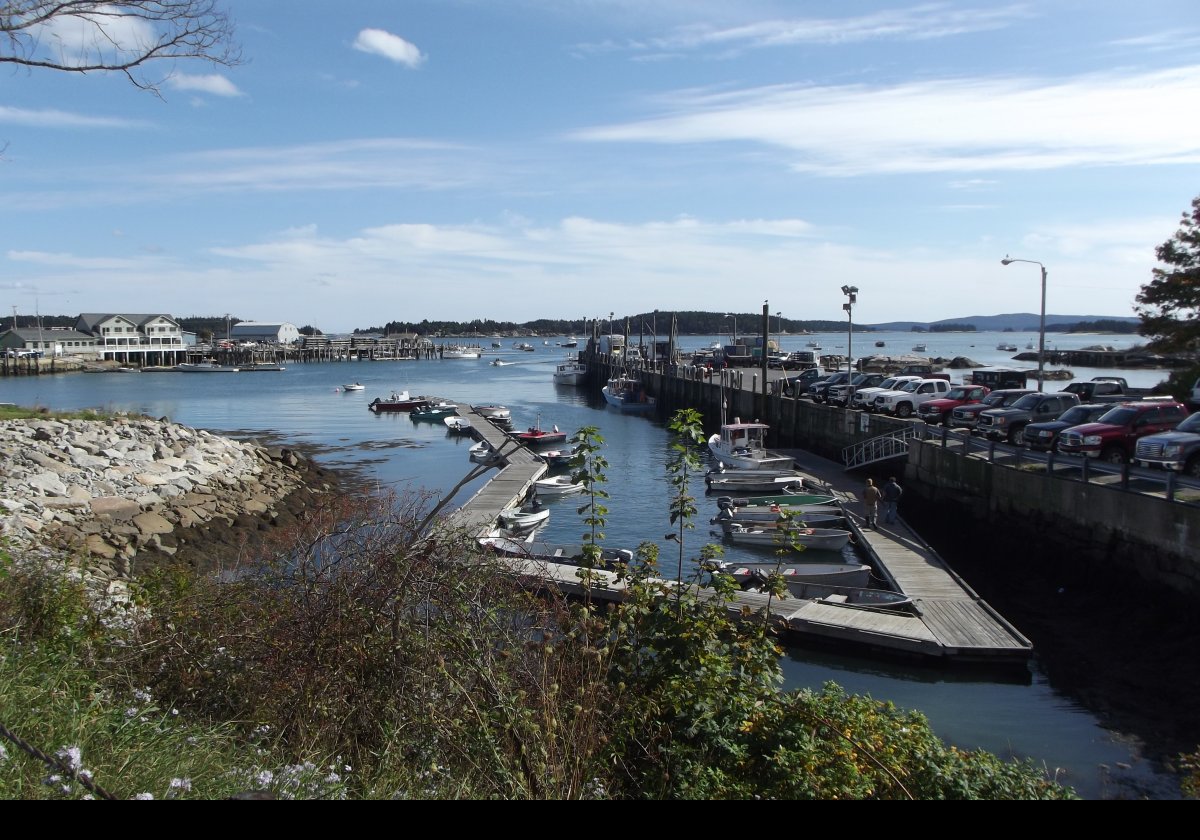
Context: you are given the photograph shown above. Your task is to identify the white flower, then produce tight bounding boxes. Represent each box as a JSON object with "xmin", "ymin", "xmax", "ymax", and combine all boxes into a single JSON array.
[
  {"xmin": 57, "ymin": 745, "xmax": 83, "ymax": 772},
  {"xmin": 169, "ymin": 777, "xmax": 193, "ymax": 793},
  {"xmin": 133, "ymin": 792, "xmax": 154, "ymax": 800}
]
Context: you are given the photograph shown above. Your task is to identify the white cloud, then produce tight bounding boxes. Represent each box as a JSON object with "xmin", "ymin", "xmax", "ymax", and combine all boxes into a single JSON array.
[
  {"xmin": 167, "ymin": 74, "xmax": 243, "ymax": 97},
  {"xmin": 37, "ymin": 12, "xmax": 156, "ymax": 67},
  {"xmin": 352, "ymin": 28, "xmax": 425, "ymax": 67},
  {"xmin": 571, "ymin": 66, "xmax": 1200, "ymax": 176},
  {"xmin": 0, "ymin": 105, "xmax": 148, "ymax": 129}
]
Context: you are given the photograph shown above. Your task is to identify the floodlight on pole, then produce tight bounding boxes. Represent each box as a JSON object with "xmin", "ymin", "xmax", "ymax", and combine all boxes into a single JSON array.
[
  {"xmin": 841, "ymin": 286, "xmax": 858, "ymax": 374},
  {"xmin": 1000, "ymin": 257, "xmax": 1047, "ymax": 392}
]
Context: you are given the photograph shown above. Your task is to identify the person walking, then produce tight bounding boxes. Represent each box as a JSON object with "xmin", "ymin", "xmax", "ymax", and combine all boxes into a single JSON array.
[
  {"xmin": 862, "ymin": 478, "xmax": 881, "ymax": 529},
  {"xmin": 881, "ymin": 476, "xmax": 903, "ymax": 525}
]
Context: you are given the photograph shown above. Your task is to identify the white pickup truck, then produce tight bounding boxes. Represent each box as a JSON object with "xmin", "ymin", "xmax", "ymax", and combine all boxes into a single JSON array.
[
  {"xmin": 851, "ymin": 375, "xmax": 922, "ymax": 411},
  {"xmin": 872, "ymin": 378, "xmax": 952, "ymax": 418}
]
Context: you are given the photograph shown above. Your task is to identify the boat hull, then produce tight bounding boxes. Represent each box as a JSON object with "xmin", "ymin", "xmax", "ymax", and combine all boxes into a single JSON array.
[
  {"xmin": 715, "ymin": 562, "xmax": 873, "ymax": 588},
  {"xmin": 726, "ymin": 526, "xmax": 852, "ymax": 552}
]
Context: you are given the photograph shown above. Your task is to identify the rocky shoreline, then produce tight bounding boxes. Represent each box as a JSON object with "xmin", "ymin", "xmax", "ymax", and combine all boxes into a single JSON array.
[{"xmin": 0, "ymin": 415, "xmax": 338, "ymax": 579}]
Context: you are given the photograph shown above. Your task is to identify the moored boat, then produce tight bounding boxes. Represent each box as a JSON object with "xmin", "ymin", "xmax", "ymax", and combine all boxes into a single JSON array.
[
  {"xmin": 497, "ymin": 502, "xmax": 550, "ymax": 534},
  {"xmin": 715, "ymin": 492, "xmax": 839, "ymax": 508},
  {"xmin": 706, "ymin": 419, "xmax": 795, "ymax": 470},
  {"xmin": 442, "ymin": 344, "xmax": 482, "ymax": 359},
  {"xmin": 725, "ymin": 523, "xmax": 852, "ymax": 552},
  {"xmin": 472, "ymin": 404, "xmax": 511, "ymax": 421},
  {"xmin": 512, "ymin": 415, "xmax": 567, "ymax": 447},
  {"xmin": 175, "ymin": 362, "xmax": 240, "ymax": 372},
  {"xmin": 342, "ymin": 382, "xmax": 365, "ymax": 391},
  {"xmin": 478, "ymin": 536, "xmax": 633, "ymax": 570},
  {"xmin": 704, "ymin": 473, "xmax": 807, "ymax": 494},
  {"xmin": 444, "ymin": 415, "xmax": 472, "ymax": 433},
  {"xmin": 710, "ymin": 507, "xmax": 846, "ymax": 532},
  {"xmin": 602, "ymin": 374, "xmax": 655, "ymax": 413},
  {"xmin": 709, "ymin": 560, "xmax": 873, "ymax": 589},
  {"xmin": 533, "ymin": 474, "xmax": 584, "ymax": 496},
  {"xmin": 411, "ymin": 401, "xmax": 458, "ymax": 421},
  {"xmin": 369, "ymin": 391, "xmax": 433, "ymax": 412},
  {"xmin": 552, "ymin": 357, "xmax": 588, "ymax": 386}
]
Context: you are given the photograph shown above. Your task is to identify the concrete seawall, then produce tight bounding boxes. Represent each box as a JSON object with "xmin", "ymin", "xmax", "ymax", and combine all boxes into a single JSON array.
[{"xmin": 601, "ymin": 355, "xmax": 1200, "ymax": 598}]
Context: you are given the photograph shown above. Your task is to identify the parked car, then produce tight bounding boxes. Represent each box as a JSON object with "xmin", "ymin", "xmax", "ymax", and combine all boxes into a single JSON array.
[
  {"xmin": 1024, "ymin": 403, "xmax": 1112, "ymax": 452},
  {"xmin": 871, "ymin": 378, "xmax": 951, "ymax": 418},
  {"xmin": 948, "ymin": 389, "xmax": 1035, "ymax": 433},
  {"xmin": 1133, "ymin": 410, "xmax": 1200, "ymax": 476},
  {"xmin": 1057, "ymin": 399, "xmax": 1189, "ymax": 463}
]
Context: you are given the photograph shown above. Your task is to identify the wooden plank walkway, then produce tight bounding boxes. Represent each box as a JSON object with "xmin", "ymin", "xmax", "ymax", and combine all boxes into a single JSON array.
[{"xmin": 442, "ymin": 404, "xmax": 548, "ymax": 536}]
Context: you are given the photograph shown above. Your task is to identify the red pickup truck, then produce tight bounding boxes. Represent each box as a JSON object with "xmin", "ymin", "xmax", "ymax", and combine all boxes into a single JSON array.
[
  {"xmin": 1056, "ymin": 399, "xmax": 1189, "ymax": 463},
  {"xmin": 917, "ymin": 384, "xmax": 990, "ymax": 426}
]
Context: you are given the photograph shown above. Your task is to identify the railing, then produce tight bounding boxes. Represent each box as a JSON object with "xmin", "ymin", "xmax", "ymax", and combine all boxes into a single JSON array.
[{"xmin": 842, "ymin": 424, "xmax": 930, "ymax": 470}]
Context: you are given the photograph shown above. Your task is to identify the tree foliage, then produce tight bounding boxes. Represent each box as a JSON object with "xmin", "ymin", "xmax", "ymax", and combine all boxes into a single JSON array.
[
  {"xmin": 1136, "ymin": 195, "xmax": 1200, "ymax": 353},
  {"xmin": 0, "ymin": 0, "xmax": 240, "ymax": 93}
]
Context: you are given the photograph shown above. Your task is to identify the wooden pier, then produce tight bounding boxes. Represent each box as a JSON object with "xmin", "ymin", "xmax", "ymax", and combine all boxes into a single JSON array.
[{"xmin": 435, "ymin": 400, "xmax": 1032, "ymax": 669}]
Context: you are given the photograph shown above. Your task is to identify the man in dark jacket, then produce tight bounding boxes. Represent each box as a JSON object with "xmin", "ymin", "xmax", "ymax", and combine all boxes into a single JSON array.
[{"xmin": 881, "ymin": 476, "xmax": 902, "ymax": 524}]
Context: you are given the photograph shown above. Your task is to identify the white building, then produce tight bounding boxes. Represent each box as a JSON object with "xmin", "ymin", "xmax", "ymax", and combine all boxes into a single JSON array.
[{"xmin": 229, "ymin": 322, "xmax": 301, "ymax": 345}]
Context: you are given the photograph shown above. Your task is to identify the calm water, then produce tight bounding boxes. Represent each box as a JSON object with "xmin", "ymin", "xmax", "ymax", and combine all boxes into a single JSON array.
[{"xmin": 1, "ymin": 332, "xmax": 1184, "ymax": 799}]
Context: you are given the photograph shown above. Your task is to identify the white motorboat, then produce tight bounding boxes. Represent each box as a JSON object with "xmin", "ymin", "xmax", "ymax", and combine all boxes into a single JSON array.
[
  {"xmin": 704, "ymin": 472, "xmax": 807, "ymax": 494},
  {"xmin": 468, "ymin": 440, "xmax": 502, "ymax": 465},
  {"xmin": 710, "ymin": 507, "xmax": 846, "ymax": 532},
  {"xmin": 534, "ymin": 475, "xmax": 584, "ymax": 496},
  {"xmin": 444, "ymin": 416, "xmax": 472, "ymax": 433},
  {"xmin": 472, "ymin": 404, "xmax": 511, "ymax": 421},
  {"xmin": 443, "ymin": 344, "xmax": 482, "ymax": 359},
  {"xmin": 706, "ymin": 419, "xmax": 795, "ymax": 470},
  {"xmin": 342, "ymin": 382, "xmax": 365, "ymax": 391},
  {"xmin": 478, "ymin": 536, "xmax": 634, "ymax": 569},
  {"xmin": 497, "ymin": 503, "xmax": 550, "ymax": 534}
]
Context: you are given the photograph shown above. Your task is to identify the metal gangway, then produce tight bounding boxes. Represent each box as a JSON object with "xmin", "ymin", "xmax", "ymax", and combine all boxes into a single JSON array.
[{"xmin": 842, "ymin": 423, "xmax": 929, "ymax": 470}]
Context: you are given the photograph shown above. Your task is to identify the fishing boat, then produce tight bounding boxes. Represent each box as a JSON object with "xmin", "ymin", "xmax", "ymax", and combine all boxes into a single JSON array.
[
  {"xmin": 912, "ymin": 343, "xmax": 927, "ymax": 353},
  {"xmin": 708, "ymin": 560, "xmax": 873, "ymax": 589},
  {"xmin": 602, "ymin": 374, "xmax": 655, "ymax": 413},
  {"xmin": 369, "ymin": 391, "xmax": 433, "ymax": 412},
  {"xmin": 737, "ymin": 570, "xmax": 914, "ymax": 609},
  {"xmin": 875, "ymin": 340, "xmax": 886, "ymax": 347},
  {"xmin": 563, "ymin": 336, "xmax": 578, "ymax": 348},
  {"xmin": 444, "ymin": 415, "xmax": 472, "ymax": 433},
  {"xmin": 552, "ymin": 356, "xmax": 588, "ymax": 386},
  {"xmin": 997, "ymin": 342, "xmax": 1018, "ymax": 352},
  {"xmin": 706, "ymin": 419, "xmax": 795, "ymax": 471},
  {"xmin": 442, "ymin": 344, "xmax": 482, "ymax": 359},
  {"xmin": 512, "ymin": 415, "xmax": 567, "ymax": 447},
  {"xmin": 725, "ymin": 524, "xmax": 852, "ymax": 552},
  {"xmin": 342, "ymin": 382, "xmax": 365, "ymax": 391}
]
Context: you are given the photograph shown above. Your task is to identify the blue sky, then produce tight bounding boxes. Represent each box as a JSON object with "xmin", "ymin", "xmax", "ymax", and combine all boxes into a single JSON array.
[{"xmin": 3, "ymin": 1, "xmax": 1198, "ymax": 332}]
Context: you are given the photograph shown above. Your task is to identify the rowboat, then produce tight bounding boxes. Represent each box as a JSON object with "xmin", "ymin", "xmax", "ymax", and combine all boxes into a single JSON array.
[
  {"xmin": 704, "ymin": 472, "xmax": 808, "ymax": 494},
  {"xmin": 497, "ymin": 503, "xmax": 550, "ymax": 534},
  {"xmin": 725, "ymin": 524, "xmax": 852, "ymax": 552},
  {"xmin": 472, "ymin": 404, "xmax": 511, "ymax": 421},
  {"xmin": 710, "ymin": 507, "xmax": 846, "ymax": 532},
  {"xmin": 714, "ymin": 493, "xmax": 839, "ymax": 508},
  {"xmin": 175, "ymin": 362, "xmax": 239, "ymax": 373},
  {"xmin": 709, "ymin": 561, "xmax": 873, "ymax": 588},
  {"xmin": 468, "ymin": 440, "xmax": 502, "ymax": 465},
  {"xmin": 478, "ymin": 536, "xmax": 634, "ymax": 570},
  {"xmin": 748, "ymin": 573, "xmax": 915, "ymax": 610},
  {"xmin": 444, "ymin": 416, "xmax": 472, "ymax": 433}
]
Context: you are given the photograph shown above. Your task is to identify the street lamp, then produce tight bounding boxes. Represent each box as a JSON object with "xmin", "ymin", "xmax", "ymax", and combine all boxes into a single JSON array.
[
  {"xmin": 1000, "ymin": 257, "xmax": 1047, "ymax": 392},
  {"xmin": 725, "ymin": 313, "xmax": 737, "ymax": 344},
  {"xmin": 841, "ymin": 286, "xmax": 858, "ymax": 373}
]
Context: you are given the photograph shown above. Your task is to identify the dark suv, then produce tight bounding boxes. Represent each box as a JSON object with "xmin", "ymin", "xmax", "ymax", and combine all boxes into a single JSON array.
[
  {"xmin": 978, "ymin": 391, "xmax": 1080, "ymax": 444},
  {"xmin": 808, "ymin": 371, "xmax": 852, "ymax": 403},
  {"xmin": 1024, "ymin": 403, "xmax": 1111, "ymax": 452}
]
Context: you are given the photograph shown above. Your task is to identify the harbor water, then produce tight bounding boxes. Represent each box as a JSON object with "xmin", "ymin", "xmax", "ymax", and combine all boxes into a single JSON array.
[{"xmin": 1, "ymin": 330, "xmax": 1186, "ymax": 799}]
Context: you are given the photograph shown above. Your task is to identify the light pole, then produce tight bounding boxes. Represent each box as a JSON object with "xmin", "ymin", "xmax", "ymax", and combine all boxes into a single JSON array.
[
  {"xmin": 841, "ymin": 286, "xmax": 858, "ymax": 373},
  {"xmin": 1000, "ymin": 257, "xmax": 1047, "ymax": 392},
  {"xmin": 653, "ymin": 309, "xmax": 658, "ymax": 363},
  {"xmin": 725, "ymin": 313, "xmax": 737, "ymax": 344}
]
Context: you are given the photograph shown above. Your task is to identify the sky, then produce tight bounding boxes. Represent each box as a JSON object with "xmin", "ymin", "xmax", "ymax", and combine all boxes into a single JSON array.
[{"xmin": 2, "ymin": 1, "xmax": 1199, "ymax": 333}]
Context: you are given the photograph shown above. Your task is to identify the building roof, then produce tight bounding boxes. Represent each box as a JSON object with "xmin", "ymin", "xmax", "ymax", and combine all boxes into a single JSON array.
[
  {"xmin": 2, "ymin": 327, "xmax": 96, "ymax": 343},
  {"xmin": 76, "ymin": 313, "xmax": 179, "ymax": 332}
]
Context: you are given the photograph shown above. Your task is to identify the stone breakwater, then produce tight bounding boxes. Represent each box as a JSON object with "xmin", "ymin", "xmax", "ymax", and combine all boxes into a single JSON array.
[{"xmin": 0, "ymin": 416, "xmax": 337, "ymax": 577}]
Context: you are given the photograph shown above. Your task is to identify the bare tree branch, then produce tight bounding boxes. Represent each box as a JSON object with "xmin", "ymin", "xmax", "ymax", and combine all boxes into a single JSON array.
[{"xmin": 1, "ymin": 0, "xmax": 241, "ymax": 94}]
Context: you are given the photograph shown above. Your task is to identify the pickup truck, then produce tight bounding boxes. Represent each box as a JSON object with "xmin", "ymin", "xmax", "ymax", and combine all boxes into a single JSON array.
[
  {"xmin": 1024, "ymin": 403, "xmax": 1112, "ymax": 452},
  {"xmin": 851, "ymin": 375, "xmax": 922, "ymax": 411},
  {"xmin": 977, "ymin": 391, "xmax": 1080, "ymax": 444},
  {"xmin": 826, "ymin": 372, "xmax": 888, "ymax": 407},
  {"xmin": 808, "ymin": 371, "xmax": 853, "ymax": 403},
  {"xmin": 917, "ymin": 384, "xmax": 990, "ymax": 426},
  {"xmin": 1134, "ymin": 411, "xmax": 1200, "ymax": 476},
  {"xmin": 948, "ymin": 388, "xmax": 1036, "ymax": 433},
  {"xmin": 770, "ymin": 350, "xmax": 819, "ymax": 370},
  {"xmin": 771, "ymin": 367, "xmax": 826, "ymax": 396},
  {"xmin": 1057, "ymin": 399, "xmax": 1189, "ymax": 463},
  {"xmin": 871, "ymin": 378, "xmax": 951, "ymax": 418},
  {"xmin": 1062, "ymin": 377, "xmax": 1157, "ymax": 403}
]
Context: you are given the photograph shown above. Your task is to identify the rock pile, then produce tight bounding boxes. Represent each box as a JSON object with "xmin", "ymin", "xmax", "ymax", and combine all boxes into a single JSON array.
[{"xmin": 0, "ymin": 416, "xmax": 337, "ymax": 578}]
